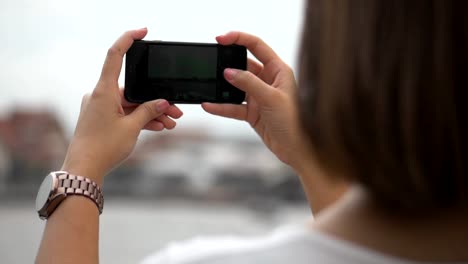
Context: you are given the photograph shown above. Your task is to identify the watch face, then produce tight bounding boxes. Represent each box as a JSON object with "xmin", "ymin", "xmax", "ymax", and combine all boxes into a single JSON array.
[{"xmin": 35, "ymin": 174, "xmax": 54, "ymax": 212}]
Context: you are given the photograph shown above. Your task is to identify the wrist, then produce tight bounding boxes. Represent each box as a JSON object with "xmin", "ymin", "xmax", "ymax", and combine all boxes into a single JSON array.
[
  {"xmin": 61, "ymin": 143, "xmax": 107, "ymax": 186},
  {"xmin": 61, "ymin": 162, "xmax": 104, "ymax": 187}
]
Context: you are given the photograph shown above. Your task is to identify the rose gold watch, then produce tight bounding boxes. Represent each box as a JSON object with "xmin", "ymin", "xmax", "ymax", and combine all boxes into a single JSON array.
[{"xmin": 35, "ymin": 171, "xmax": 104, "ymax": 220}]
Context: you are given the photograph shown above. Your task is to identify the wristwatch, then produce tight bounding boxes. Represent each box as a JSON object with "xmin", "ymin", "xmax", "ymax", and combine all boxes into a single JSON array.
[{"xmin": 35, "ymin": 171, "xmax": 104, "ymax": 220}]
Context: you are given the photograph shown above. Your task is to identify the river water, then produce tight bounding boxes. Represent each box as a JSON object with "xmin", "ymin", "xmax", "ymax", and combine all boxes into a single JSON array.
[{"xmin": 0, "ymin": 199, "xmax": 311, "ymax": 264}]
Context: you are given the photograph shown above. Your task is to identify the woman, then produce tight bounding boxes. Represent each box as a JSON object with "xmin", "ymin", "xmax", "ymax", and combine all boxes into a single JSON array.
[{"xmin": 36, "ymin": 0, "xmax": 468, "ymax": 263}]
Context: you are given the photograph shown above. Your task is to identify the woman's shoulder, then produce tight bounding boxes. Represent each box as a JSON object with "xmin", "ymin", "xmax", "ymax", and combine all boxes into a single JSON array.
[
  {"xmin": 139, "ymin": 223, "xmax": 433, "ymax": 264},
  {"xmin": 140, "ymin": 224, "xmax": 309, "ymax": 264}
]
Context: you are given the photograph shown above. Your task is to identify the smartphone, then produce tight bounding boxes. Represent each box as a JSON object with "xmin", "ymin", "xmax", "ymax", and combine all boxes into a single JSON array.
[{"xmin": 124, "ymin": 40, "xmax": 247, "ymax": 104}]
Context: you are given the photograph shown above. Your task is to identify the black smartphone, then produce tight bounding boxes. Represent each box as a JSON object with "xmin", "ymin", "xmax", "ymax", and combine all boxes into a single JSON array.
[{"xmin": 124, "ymin": 40, "xmax": 247, "ymax": 104}]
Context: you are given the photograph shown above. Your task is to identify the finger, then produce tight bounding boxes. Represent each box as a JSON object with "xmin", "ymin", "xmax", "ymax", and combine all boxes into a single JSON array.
[
  {"xmin": 155, "ymin": 114, "xmax": 177, "ymax": 130},
  {"xmin": 247, "ymin": 58, "xmax": 263, "ymax": 76},
  {"xmin": 126, "ymin": 105, "xmax": 183, "ymax": 119},
  {"xmin": 99, "ymin": 28, "xmax": 148, "ymax": 85},
  {"xmin": 123, "ymin": 106, "xmax": 178, "ymax": 128},
  {"xmin": 224, "ymin": 68, "xmax": 277, "ymax": 105},
  {"xmin": 143, "ymin": 121, "xmax": 165, "ymax": 131},
  {"xmin": 124, "ymin": 106, "xmax": 175, "ymax": 125},
  {"xmin": 202, "ymin": 103, "xmax": 247, "ymax": 121},
  {"xmin": 216, "ymin": 32, "xmax": 280, "ymax": 66},
  {"xmin": 119, "ymin": 88, "xmax": 183, "ymax": 119},
  {"xmin": 123, "ymin": 102, "xmax": 182, "ymax": 119},
  {"xmin": 127, "ymin": 99, "xmax": 170, "ymax": 129},
  {"xmin": 165, "ymin": 105, "xmax": 184, "ymax": 119}
]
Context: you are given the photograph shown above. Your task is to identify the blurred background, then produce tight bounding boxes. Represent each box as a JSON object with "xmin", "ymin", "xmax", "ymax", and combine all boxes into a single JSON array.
[{"xmin": 0, "ymin": 0, "xmax": 310, "ymax": 263}]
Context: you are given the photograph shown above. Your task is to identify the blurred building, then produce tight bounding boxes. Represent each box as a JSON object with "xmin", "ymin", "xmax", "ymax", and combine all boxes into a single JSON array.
[
  {"xmin": 0, "ymin": 140, "xmax": 10, "ymax": 193},
  {"xmin": 0, "ymin": 108, "xmax": 305, "ymax": 203},
  {"xmin": 0, "ymin": 109, "xmax": 68, "ymax": 191},
  {"xmin": 106, "ymin": 130, "xmax": 305, "ymax": 203}
]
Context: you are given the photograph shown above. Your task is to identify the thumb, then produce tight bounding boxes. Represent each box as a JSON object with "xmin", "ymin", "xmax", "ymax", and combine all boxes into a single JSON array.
[
  {"xmin": 128, "ymin": 99, "xmax": 170, "ymax": 128},
  {"xmin": 224, "ymin": 68, "xmax": 276, "ymax": 105}
]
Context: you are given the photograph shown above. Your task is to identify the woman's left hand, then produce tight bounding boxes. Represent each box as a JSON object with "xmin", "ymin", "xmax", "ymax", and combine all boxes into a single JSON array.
[{"xmin": 61, "ymin": 28, "xmax": 183, "ymax": 185}]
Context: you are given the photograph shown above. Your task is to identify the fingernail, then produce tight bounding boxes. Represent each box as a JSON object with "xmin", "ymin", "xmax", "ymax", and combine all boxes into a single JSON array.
[
  {"xmin": 156, "ymin": 100, "xmax": 169, "ymax": 112},
  {"xmin": 224, "ymin": 68, "xmax": 239, "ymax": 81}
]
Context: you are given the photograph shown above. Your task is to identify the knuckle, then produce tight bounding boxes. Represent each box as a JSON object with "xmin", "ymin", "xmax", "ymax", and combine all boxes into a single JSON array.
[
  {"xmin": 82, "ymin": 93, "xmax": 91, "ymax": 102},
  {"xmin": 91, "ymin": 89, "xmax": 101, "ymax": 98},
  {"xmin": 106, "ymin": 46, "xmax": 119, "ymax": 57},
  {"xmin": 81, "ymin": 93, "xmax": 91, "ymax": 105}
]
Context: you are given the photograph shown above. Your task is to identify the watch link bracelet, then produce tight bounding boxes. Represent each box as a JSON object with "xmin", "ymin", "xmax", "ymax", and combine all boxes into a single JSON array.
[{"xmin": 35, "ymin": 171, "xmax": 104, "ymax": 220}]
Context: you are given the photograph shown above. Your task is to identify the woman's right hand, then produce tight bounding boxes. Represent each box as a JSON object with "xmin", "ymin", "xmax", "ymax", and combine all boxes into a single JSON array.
[{"xmin": 202, "ymin": 32, "xmax": 308, "ymax": 170}]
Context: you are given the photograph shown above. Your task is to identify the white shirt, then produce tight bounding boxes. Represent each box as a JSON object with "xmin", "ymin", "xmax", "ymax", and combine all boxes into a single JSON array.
[{"xmin": 140, "ymin": 224, "xmax": 466, "ymax": 264}]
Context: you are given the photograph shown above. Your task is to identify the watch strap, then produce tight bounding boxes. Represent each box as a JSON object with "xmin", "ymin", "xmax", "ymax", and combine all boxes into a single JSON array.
[{"xmin": 57, "ymin": 173, "xmax": 104, "ymax": 214}]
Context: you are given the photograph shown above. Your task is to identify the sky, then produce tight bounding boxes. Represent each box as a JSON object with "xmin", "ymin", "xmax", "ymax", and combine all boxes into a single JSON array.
[{"xmin": 0, "ymin": 0, "xmax": 305, "ymax": 138}]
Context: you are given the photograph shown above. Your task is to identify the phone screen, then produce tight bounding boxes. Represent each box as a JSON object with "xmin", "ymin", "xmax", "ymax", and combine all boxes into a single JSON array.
[
  {"xmin": 125, "ymin": 41, "xmax": 246, "ymax": 104},
  {"xmin": 146, "ymin": 45, "xmax": 218, "ymax": 101},
  {"xmin": 147, "ymin": 45, "xmax": 217, "ymax": 80}
]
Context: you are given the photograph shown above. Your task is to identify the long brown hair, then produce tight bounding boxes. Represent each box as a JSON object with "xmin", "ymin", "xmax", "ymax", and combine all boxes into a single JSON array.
[{"xmin": 298, "ymin": 0, "xmax": 468, "ymax": 211}]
